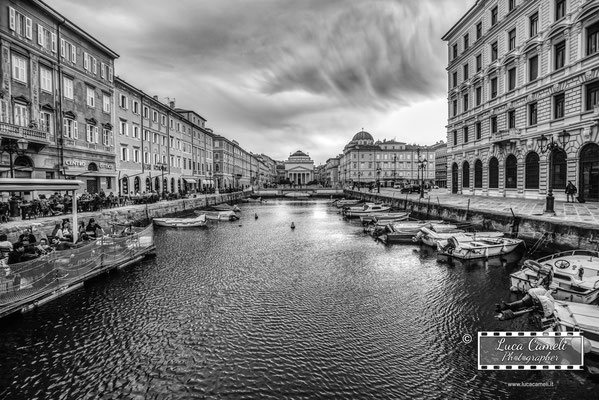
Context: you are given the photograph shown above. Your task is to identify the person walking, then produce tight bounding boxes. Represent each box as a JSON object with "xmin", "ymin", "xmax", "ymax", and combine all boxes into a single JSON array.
[{"xmin": 565, "ymin": 181, "xmax": 577, "ymax": 203}]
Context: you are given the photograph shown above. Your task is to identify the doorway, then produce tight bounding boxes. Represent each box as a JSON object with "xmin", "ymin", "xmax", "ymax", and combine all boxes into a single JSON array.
[
  {"xmin": 580, "ymin": 143, "xmax": 599, "ymax": 202},
  {"xmin": 451, "ymin": 163, "xmax": 458, "ymax": 194}
]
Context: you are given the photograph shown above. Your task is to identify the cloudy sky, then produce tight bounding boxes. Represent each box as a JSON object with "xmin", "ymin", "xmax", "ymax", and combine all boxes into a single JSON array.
[{"xmin": 49, "ymin": 0, "xmax": 474, "ymax": 165}]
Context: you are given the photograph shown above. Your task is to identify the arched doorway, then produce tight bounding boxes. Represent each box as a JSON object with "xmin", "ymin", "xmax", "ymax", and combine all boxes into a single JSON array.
[
  {"xmin": 551, "ymin": 149, "xmax": 567, "ymax": 191},
  {"xmin": 121, "ymin": 177, "xmax": 129, "ymax": 195},
  {"xmin": 154, "ymin": 177, "xmax": 160, "ymax": 192},
  {"xmin": 134, "ymin": 176, "xmax": 140, "ymax": 194},
  {"xmin": 451, "ymin": 163, "xmax": 458, "ymax": 193},
  {"xmin": 505, "ymin": 154, "xmax": 517, "ymax": 188},
  {"xmin": 171, "ymin": 178, "xmax": 175, "ymax": 193},
  {"xmin": 580, "ymin": 143, "xmax": 599, "ymax": 202},
  {"xmin": 13, "ymin": 156, "xmax": 33, "ymax": 178},
  {"xmin": 146, "ymin": 177, "xmax": 151, "ymax": 192},
  {"xmin": 177, "ymin": 179, "xmax": 182, "ymax": 193},
  {"xmin": 525, "ymin": 152, "xmax": 539, "ymax": 189},
  {"xmin": 474, "ymin": 159, "xmax": 483, "ymax": 188},
  {"xmin": 163, "ymin": 178, "xmax": 167, "ymax": 192},
  {"xmin": 462, "ymin": 161, "xmax": 470, "ymax": 189},
  {"xmin": 489, "ymin": 157, "xmax": 499, "ymax": 188}
]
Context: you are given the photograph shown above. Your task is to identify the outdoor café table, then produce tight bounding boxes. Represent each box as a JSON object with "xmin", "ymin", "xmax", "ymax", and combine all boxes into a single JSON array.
[{"xmin": 78, "ymin": 199, "xmax": 93, "ymax": 212}]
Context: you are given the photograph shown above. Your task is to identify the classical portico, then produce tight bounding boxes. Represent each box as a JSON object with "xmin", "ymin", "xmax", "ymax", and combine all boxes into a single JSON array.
[{"xmin": 284, "ymin": 150, "xmax": 314, "ymax": 184}]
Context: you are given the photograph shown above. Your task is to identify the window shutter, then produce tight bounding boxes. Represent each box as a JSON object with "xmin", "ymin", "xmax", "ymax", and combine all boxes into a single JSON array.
[
  {"xmin": 73, "ymin": 121, "xmax": 78, "ymax": 139},
  {"xmin": 60, "ymin": 39, "xmax": 65, "ymax": 57},
  {"xmin": 92, "ymin": 58, "xmax": 97, "ymax": 74},
  {"xmin": 51, "ymin": 33, "xmax": 57, "ymax": 52},
  {"xmin": 108, "ymin": 66, "xmax": 113, "ymax": 82},
  {"xmin": 94, "ymin": 126, "xmax": 99, "ymax": 143},
  {"xmin": 110, "ymin": 131, "xmax": 114, "ymax": 146},
  {"xmin": 38, "ymin": 24, "xmax": 43, "ymax": 45},
  {"xmin": 83, "ymin": 52, "xmax": 89, "ymax": 70},
  {"xmin": 125, "ymin": 123, "xmax": 129, "ymax": 136},
  {"xmin": 63, "ymin": 119, "xmax": 68, "ymax": 137},
  {"xmin": 71, "ymin": 45, "xmax": 76, "ymax": 63},
  {"xmin": 25, "ymin": 18, "xmax": 32, "ymax": 39},
  {"xmin": 9, "ymin": 7, "xmax": 15, "ymax": 30},
  {"xmin": 101, "ymin": 62, "xmax": 105, "ymax": 78}
]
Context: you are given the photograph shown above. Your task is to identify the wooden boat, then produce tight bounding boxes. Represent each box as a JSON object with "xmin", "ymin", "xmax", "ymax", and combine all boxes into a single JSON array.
[
  {"xmin": 153, "ymin": 214, "xmax": 207, "ymax": 228},
  {"xmin": 414, "ymin": 226, "xmax": 504, "ymax": 247},
  {"xmin": 549, "ymin": 301, "xmax": 599, "ymax": 356},
  {"xmin": 376, "ymin": 221, "xmax": 454, "ymax": 244},
  {"xmin": 344, "ymin": 203, "xmax": 391, "ymax": 218},
  {"xmin": 195, "ymin": 210, "xmax": 239, "ymax": 221},
  {"xmin": 211, "ymin": 204, "xmax": 241, "ymax": 213},
  {"xmin": 437, "ymin": 236, "xmax": 523, "ymax": 260},
  {"xmin": 510, "ymin": 250, "xmax": 599, "ymax": 304},
  {"xmin": 360, "ymin": 212, "xmax": 409, "ymax": 224}
]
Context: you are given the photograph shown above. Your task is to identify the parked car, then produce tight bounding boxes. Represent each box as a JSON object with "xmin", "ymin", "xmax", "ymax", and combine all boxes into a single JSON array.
[{"xmin": 400, "ymin": 184, "xmax": 421, "ymax": 193}]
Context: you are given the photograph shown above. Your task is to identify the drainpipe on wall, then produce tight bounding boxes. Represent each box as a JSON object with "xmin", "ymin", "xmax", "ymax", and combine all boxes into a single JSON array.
[{"xmin": 56, "ymin": 17, "xmax": 66, "ymax": 178}]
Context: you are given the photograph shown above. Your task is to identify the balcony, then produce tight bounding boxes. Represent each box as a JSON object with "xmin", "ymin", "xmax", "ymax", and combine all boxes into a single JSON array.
[
  {"xmin": 0, "ymin": 121, "xmax": 53, "ymax": 151},
  {"xmin": 491, "ymin": 128, "xmax": 520, "ymax": 148}
]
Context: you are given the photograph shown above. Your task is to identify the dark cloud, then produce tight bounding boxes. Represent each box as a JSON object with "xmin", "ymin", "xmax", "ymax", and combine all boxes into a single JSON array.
[{"xmin": 47, "ymin": 0, "xmax": 473, "ymax": 164}]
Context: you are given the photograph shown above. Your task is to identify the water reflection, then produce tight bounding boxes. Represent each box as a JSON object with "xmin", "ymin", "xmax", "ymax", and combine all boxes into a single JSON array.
[{"xmin": 0, "ymin": 199, "xmax": 597, "ymax": 399}]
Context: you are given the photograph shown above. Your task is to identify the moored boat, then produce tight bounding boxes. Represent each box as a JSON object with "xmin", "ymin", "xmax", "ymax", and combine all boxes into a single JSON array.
[
  {"xmin": 375, "ymin": 221, "xmax": 454, "ymax": 244},
  {"xmin": 196, "ymin": 210, "xmax": 240, "ymax": 221},
  {"xmin": 335, "ymin": 199, "xmax": 360, "ymax": 208},
  {"xmin": 211, "ymin": 204, "xmax": 241, "ymax": 213},
  {"xmin": 510, "ymin": 250, "xmax": 599, "ymax": 304},
  {"xmin": 153, "ymin": 214, "xmax": 207, "ymax": 228},
  {"xmin": 549, "ymin": 301, "xmax": 599, "ymax": 355},
  {"xmin": 438, "ymin": 236, "xmax": 523, "ymax": 260},
  {"xmin": 343, "ymin": 203, "xmax": 391, "ymax": 218},
  {"xmin": 414, "ymin": 226, "xmax": 504, "ymax": 247},
  {"xmin": 360, "ymin": 212, "xmax": 409, "ymax": 224}
]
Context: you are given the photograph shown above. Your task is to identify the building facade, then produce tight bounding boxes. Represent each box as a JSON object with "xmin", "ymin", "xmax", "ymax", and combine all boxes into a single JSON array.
[
  {"xmin": 443, "ymin": 0, "xmax": 599, "ymax": 202},
  {"xmin": 434, "ymin": 141, "xmax": 448, "ymax": 188},
  {"xmin": 1, "ymin": 0, "xmax": 118, "ymax": 194},
  {"xmin": 284, "ymin": 150, "xmax": 314, "ymax": 185}
]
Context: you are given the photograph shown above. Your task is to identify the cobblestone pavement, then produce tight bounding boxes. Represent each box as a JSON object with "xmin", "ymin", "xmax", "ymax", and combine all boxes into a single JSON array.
[{"xmin": 372, "ymin": 188, "xmax": 599, "ymax": 227}]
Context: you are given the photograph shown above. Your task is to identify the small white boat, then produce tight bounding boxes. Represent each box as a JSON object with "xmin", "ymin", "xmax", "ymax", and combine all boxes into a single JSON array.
[
  {"xmin": 510, "ymin": 250, "xmax": 599, "ymax": 304},
  {"xmin": 211, "ymin": 204, "xmax": 241, "ymax": 213},
  {"xmin": 375, "ymin": 221, "xmax": 454, "ymax": 244},
  {"xmin": 196, "ymin": 210, "xmax": 240, "ymax": 221},
  {"xmin": 360, "ymin": 212, "xmax": 409, "ymax": 224},
  {"xmin": 335, "ymin": 199, "xmax": 360, "ymax": 208},
  {"xmin": 550, "ymin": 301, "xmax": 599, "ymax": 356},
  {"xmin": 153, "ymin": 214, "xmax": 207, "ymax": 228},
  {"xmin": 344, "ymin": 203, "xmax": 391, "ymax": 218},
  {"xmin": 414, "ymin": 226, "xmax": 504, "ymax": 247},
  {"xmin": 438, "ymin": 236, "xmax": 523, "ymax": 260}
]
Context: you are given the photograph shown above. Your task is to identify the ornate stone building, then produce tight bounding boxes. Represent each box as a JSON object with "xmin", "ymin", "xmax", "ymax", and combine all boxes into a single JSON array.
[
  {"xmin": 443, "ymin": 0, "xmax": 599, "ymax": 201},
  {"xmin": 284, "ymin": 150, "xmax": 314, "ymax": 185}
]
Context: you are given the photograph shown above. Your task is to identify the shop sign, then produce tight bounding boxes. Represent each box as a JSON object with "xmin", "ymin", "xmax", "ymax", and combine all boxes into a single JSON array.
[
  {"xmin": 99, "ymin": 163, "xmax": 113, "ymax": 170},
  {"xmin": 65, "ymin": 160, "xmax": 86, "ymax": 167}
]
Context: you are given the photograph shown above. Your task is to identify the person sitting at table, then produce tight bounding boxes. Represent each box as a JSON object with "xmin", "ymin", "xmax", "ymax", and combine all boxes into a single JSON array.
[
  {"xmin": 7, "ymin": 242, "xmax": 27, "ymax": 265},
  {"xmin": 85, "ymin": 218, "xmax": 104, "ymax": 238},
  {"xmin": 35, "ymin": 238, "xmax": 53, "ymax": 256},
  {"xmin": 78, "ymin": 220, "xmax": 86, "ymax": 236},
  {"xmin": 60, "ymin": 220, "xmax": 73, "ymax": 241},
  {"xmin": 18, "ymin": 228, "xmax": 37, "ymax": 244},
  {"xmin": 49, "ymin": 237, "xmax": 74, "ymax": 251}
]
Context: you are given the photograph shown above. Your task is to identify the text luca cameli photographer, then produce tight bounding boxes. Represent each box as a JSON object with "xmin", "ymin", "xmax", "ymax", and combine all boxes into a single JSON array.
[{"xmin": 478, "ymin": 332, "xmax": 587, "ymax": 370}]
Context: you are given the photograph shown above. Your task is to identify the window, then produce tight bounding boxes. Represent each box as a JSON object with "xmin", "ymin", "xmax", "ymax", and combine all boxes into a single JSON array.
[
  {"xmin": 463, "ymin": 94, "xmax": 469, "ymax": 112},
  {"xmin": 143, "ymin": 106, "xmax": 149, "ymax": 118},
  {"xmin": 491, "ymin": 6, "xmax": 498, "ymax": 26},
  {"xmin": 476, "ymin": 21, "xmax": 482, "ymax": 40},
  {"xmin": 507, "ymin": 66, "xmax": 516, "ymax": 91},
  {"xmin": 586, "ymin": 80, "xmax": 599, "ymax": 110},
  {"xmin": 464, "ymin": 126, "xmax": 469, "ymax": 143},
  {"xmin": 528, "ymin": 54, "xmax": 538, "ymax": 81},
  {"xmin": 530, "ymin": 12, "xmax": 539, "ymax": 37},
  {"xmin": 475, "ymin": 121, "xmax": 482, "ymax": 139},
  {"xmin": 63, "ymin": 118, "xmax": 78, "ymax": 139},
  {"xmin": 133, "ymin": 101, "xmax": 139, "ymax": 114},
  {"xmin": 133, "ymin": 125, "xmax": 139, "ymax": 139},
  {"xmin": 554, "ymin": 93, "xmax": 565, "ymax": 119},
  {"xmin": 86, "ymin": 124, "xmax": 98, "ymax": 143},
  {"xmin": 86, "ymin": 86, "xmax": 95, "ymax": 107},
  {"xmin": 63, "ymin": 77, "xmax": 73, "ymax": 99},
  {"xmin": 119, "ymin": 120, "xmax": 128, "ymax": 136},
  {"xmin": 555, "ymin": 0, "xmax": 566, "ymax": 21},
  {"xmin": 525, "ymin": 152, "xmax": 540, "ymax": 189},
  {"xmin": 102, "ymin": 129, "xmax": 112, "ymax": 146},
  {"xmin": 161, "ymin": 115, "xmax": 166, "ymax": 125},
  {"xmin": 11, "ymin": 54, "xmax": 27, "ymax": 83},
  {"xmin": 528, "ymin": 102, "xmax": 538, "ymax": 125},
  {"xmin": 490, "ymin": 115, "xmax": 498, "ymax": 133},
  {"xmin": 100, "ymin": 63, "xmax": 112, "ymax": 81},
  {"xmin": 587, "ymin": 21, "xmax": 599, "ymax": 56},
  {"xmin": 133, "ymin": 149, "xmax": 140, "ymax": 163},
  {"xmin": 551, "ymin": 149, "xmax": 567, "ymax": 189},
  {"xmin": 13, "ymin": 103, "xmax": 29, "ymax": 127},
  {"xmin": 103, "ymin": 94, "xmax": 111, "ymax": 113},
  {"xmin": 120, "ymin": 146, "xmax": 129, "ymax": 162},
  {"xmin": 83, "ymin": 53, "xmax": 97, "ymax": 74},
  {"xmin": 37, "ymin": 24, "xmax": 57, "ymax": 53},
  {"xmin": 489, "ymin": 157, "xmax": 499, "ymax": 188},
  {"xmin": 491, "ymin": 42, "xmax": 498, "ymax": 61},
  {"xmin": 462, "ymin": 162, "xmax": 470, "ymax": 188},
  {"xmin": 453, "ymin": 99, "xmax": 458, "ymax": 116},
  {"xmin": 452, "ymin": 43, "xmax": 458, "ymax": 59},
  {"xmin": 453, "ymin": 130, "xmax": 458, "ymax": 145},
  {"xmin": 452, "ymin": 71, "xmax": 458, "ymax": 87},
  {"xmin": 143, "ymin": 130, "xmax": 149, "ymax": 142},
  {"xmin": 508, "ymin": 109, "xmax": 516, "ymax": 129},
  {"xmin": 120, "ymin": 95, "xmax": 128, "ymax": 109},
  {"xmin": 464, "ymin": 33, "xmax": 469, "ymax": 50},
  {"xmin": 475, "ymin": 86, "xmax": 482, "ymax": 106},
  {"xmin": 474, "ymin": 159, "xmax": 483, "ymax": 188},
  {"xmin": 40, "ymin": 66, "xmax": 52, "ymax": 92},
  {"xmin": 8, "ymin": 7, "xmax": 32, "ymax": 39},
  {"xmin": 508, "ymin": 0, "xmax": 516, "ymax": 12},
  {"xmin": 476, "ymin": 54, "xmax": 482, "ymax": 72},
  {"xmin": 505, "ymin": 155, "xmax": 518, "ymax": 188},
  {"xmin": 555, "ymin": 41, "xmax": 566, "ymax": 69},
  {"xmin": 40, "ymin": 111, "xmax": 52, "ymax": 134},
  {"xmin": 60, "ymin": 39, "xmax": 76, "ymax": 63},
  {"xmin": 491, "ymin": 77, "xmax": 498, "ymax": 98},
  {"xmin": 463, "ymin": 64, "xmax": 469, "ymax": 80},
  {"xmin": 152, "ymin": 111, "xmax": 158, "ymax": 122},
  {"xmin": 508, "ymin": 28, "xmax": 516, "ymax": 51}
]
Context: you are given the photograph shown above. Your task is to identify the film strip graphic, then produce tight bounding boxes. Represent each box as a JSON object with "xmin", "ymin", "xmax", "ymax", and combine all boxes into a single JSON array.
[{"xmin": 478, "ymin": 331, "xmax": 584, "ymax": 370}]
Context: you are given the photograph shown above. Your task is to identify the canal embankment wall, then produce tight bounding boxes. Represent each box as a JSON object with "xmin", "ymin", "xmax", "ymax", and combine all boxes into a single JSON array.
[
  {"xmin": 347, "ymin": 190, "xmax": 599, "ymax": 251},
  {"xmin": 1, "ymin": 191, "xmax": 247, "ymax": 242}
]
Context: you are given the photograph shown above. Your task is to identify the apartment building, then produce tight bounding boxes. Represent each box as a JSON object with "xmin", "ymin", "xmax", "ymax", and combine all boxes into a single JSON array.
[{"xmin": 443, "ymin": 0, "xmax": 599, "ymax": 201}]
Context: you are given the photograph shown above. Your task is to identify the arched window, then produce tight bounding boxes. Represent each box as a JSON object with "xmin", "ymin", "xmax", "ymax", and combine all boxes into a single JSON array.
[
  {"xmin": 462, "ymin": 161, "xmax": 470, "ymax": 188},
  {"xmin": 171, "ymin": 177, "xmax": 175, "ymax": 192},
  {"xmin": 525, "ymin": 152, "xmax": 539, "ymax": 189},
  {"xmin": 87, "ymin": 162, "xmax": 98, "ymax": 171},
  {"xmin": 134, "ymin": 176, "xmax": 140, "ymax": 193},
  {"xmin": 146, "ymin": 177, "xmax": 151, "ymax": 191},
  {"xmin": 489, "ymin": 157, "xmax": 499, "ymax": 188},
  {"xmin": 505, "ymin": 154, "xmax": 517, "ymax": 188},
  {"xmin": 451, "ymin": 163, "xmax": 459, "ymax": 194},
  {"xmin": 154, "ymin": 177, "xmax": 160, "ymax": 191},
  {"xmin": 580, "ymin": 143, "xmax": 599, "ymax": 201},
  {"xmin": 163, "ymin": 178, "xmax": 167, "ymax": 192},
  {"xmin": 121, "ymin": 177, "xmax": 129, "ymax": 195},
  {"xmin": 551, "ymin": 149, "xmax": 567, "ymax": 190},
  {"xmin": 474, "ymin": 159, "xmax": 483, "ymax": 188}
]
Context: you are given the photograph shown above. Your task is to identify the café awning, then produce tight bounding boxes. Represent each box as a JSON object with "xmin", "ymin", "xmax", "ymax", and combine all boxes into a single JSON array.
[{"xmin": 0, "ymin": 178, "xmax": 83, "ymax": 192}]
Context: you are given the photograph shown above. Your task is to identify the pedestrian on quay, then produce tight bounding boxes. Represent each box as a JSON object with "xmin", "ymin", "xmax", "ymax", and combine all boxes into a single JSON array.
[{"xmin": 565, "ymin": 180, "xmax": 577, "ymax": 203}]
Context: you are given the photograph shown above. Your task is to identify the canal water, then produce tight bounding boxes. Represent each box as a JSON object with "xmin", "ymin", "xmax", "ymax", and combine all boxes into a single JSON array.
[{"xmin": 0, "ymin": 199, "xmax": 598, "ymax": 399}]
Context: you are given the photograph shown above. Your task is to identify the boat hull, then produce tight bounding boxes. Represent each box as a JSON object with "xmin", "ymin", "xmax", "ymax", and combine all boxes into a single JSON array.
[
  {"xmin": 153, "ymin": 216, "xmax": 207, "ymax": 228},
  {"xmin": 439, "ymin": 238, "xmax": 523, "ymax": 260}
]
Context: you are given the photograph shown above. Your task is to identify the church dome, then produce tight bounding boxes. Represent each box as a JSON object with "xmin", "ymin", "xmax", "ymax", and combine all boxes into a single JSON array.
[
  {"xmin": 290, "ymin": 150, "xmax": 309, "ymax": 157},
  {"xmin": 352, "ymin": 130, "xmax": 374, "ymax": 141}
]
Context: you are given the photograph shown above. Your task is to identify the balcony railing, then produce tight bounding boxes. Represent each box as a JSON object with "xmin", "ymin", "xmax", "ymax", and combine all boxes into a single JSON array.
[{"xmin": 0, "ymin": 122, "xmax": 51, "ymax": 143}]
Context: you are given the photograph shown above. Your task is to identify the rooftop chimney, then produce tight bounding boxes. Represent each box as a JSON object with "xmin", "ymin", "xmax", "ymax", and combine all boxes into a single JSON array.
[{"xmin": 169, "ymin": 99, "xmax": 175, "ymax": 109}]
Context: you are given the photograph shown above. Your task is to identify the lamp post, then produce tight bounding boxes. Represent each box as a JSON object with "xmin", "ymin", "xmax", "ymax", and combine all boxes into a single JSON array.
[
  {"xmin": 537, "ymin": 130, "xmax": 570, "ymax": 214},
  {"xmin": 343, "ymin": 168, "xmax": 347, "ymax": 189},
  {"xmin": 376, "ymin": 166, "xmax": 381, "ymax": 193},
  {"xmin": 393, "ymin": 155, "xmax": 397, "ymax": 186},
  {"xmin": 0, "ymin": 138, "xmax": 28, "ymax": 178},
  {"xmin": 416, "ymin": 148, "xmax": 428, "ymax": 199},
  {"xmin": 160, "ymin": 164, "xmax": 167, "ymax": 198}
]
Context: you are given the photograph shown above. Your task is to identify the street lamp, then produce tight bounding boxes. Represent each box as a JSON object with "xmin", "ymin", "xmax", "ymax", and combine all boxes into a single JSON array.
[
  {"xmin": 160, "ymin": 164, "xmax": 167, "ymax": 197},
  {"xmin": 393, "ymin": 155, "xmax": 397, "ymax": 186},
  {"xmin": 537, "ymin": 130, "xmax": 570, "ymax": 214},
  {"xmin": 416, "ymin": 148, "xmax": 428, "ymax": 199},
  {"xmin": 376, "ymin": 166, "xmax": 381, "ymax": 193},
  {"xmin": 343, "ymin": 168, "xmax": 347, "ymax": 188},
  {"xmin": 0, "ymin": 138, "xmax": 28, "ymax": 178}
]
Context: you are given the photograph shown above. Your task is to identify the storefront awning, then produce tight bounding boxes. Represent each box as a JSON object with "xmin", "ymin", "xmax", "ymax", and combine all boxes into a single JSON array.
[
  {"xmin": 183, "ymin": 178, "xmax": 195, "ymax": 185},
  {"xmin": 0, "ymin": 178, "xmax": 83, "ymax": 192}
]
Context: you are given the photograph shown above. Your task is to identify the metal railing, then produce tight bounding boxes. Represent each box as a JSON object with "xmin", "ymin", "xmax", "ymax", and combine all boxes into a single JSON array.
[{"xmin": 0, "ymin": 122, "xmax": 50, "ymax": 141}]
